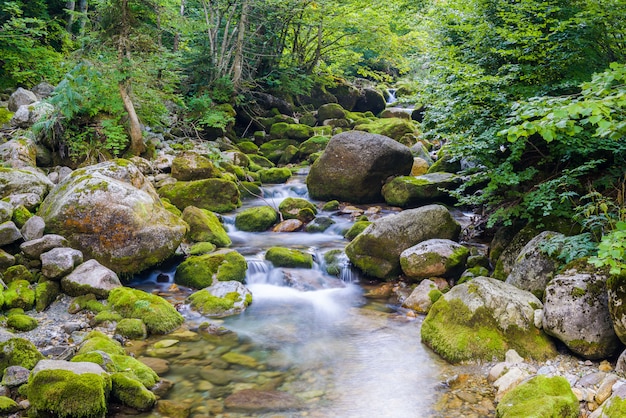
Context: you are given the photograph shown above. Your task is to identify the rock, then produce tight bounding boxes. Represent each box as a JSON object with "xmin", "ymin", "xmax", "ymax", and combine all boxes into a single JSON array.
[
  {"xmin": 278, "ymin": 197, "xmax": 317, "ymax": 222},
  {"xmin": 595, "ymin": 383, "xmax": 626, "ymax": 417},
  {"xmin": 298, "ymin": 136, "xmax": 330, "ymax": 159},
  {"xmin": 158, "ymin": 399, "xmax": 191, "ymax": 418},
  {"xmin": 505, "ymin": 231, "xmax": 564, "ymax": 299},
  {"xmin": 0, "ymin": 221, "xmax": 22, "ymax": 246},
  {"xmin": 305, "ymin": 216, "xmax": 334, "ymax": 232},
  {"xmin": 20, "ymin": 234, "xmax": 69, "ymax": 259},
  {"xmin": 493, "ymin": 367, "xmax": 531, "ymax": 401},
  {"xmin": 0, "ymin": 167, "xmax": 53, "ymax": 211},
  {"xmin": 307, "ymin": 131, "xmax": 414, "ymax": 203},
  {"xmin": 111, "ymin": 372, "xmax": 156, "ymax": 411},
  {"xmin": 0, "ymin": 201, "xmax": 12, "ymax": 223},
  {"xmin": 138, "ymin": 357, "xmax": 170, "ymax": 375},
  {"xmin": 543, "ymin": 270, "xmax": 620, "ymax": 359},
  {"xmin": 258, "ymin": 167, "xmax": 292, "ymax": 183},
  {"xmin": 0, "ymin": 396, "xmax": 19, "ymax": 414},
  {"xmin": 8, "ymin": 88, "xmax": 37, "ymax": 112},
  {"xmin": 0, "ymin": 137, "xmax": 37, "ymax": 168},
  {"xmin": 40, "ymin": 247, "xmax": 83, "ymax": 279},
  {"xmin": 171, "ymin": 151, "xmax": 221, "ymax": 181},
  {"xmin": 187, "ymin": 280, "xmax": 252, "ymax": 317},
  {"xmin": 61, "ymin": 259, "xmax": 122, "ymax": 298},
  {"xmin": 6, "ymin": 313, "xmax": 38, "ymax": 331},
  {"xmin": 3, "ymin": 280, "xmax": 35, "ymax": 310},
  {"xmin": 317, "ymin": 103, "xmax": 347, "ymax": 122},
  {"xmin": 269, "ymin": 122, "xmax": 313, "ymax": 141},
  {"xmin": 11, "ymin": 101, "xmax": 54, "ymax": 128},
  {"xmin": 20, "ymin": 215, "xmax": 45, "ymax": 241},
  {"xmin": 401, "ymin": 279, "xmax": 442, "ymax": 313},
  {"xmin": 3, "ymin": 264, "xmax": 34, "ymax": 284},
  {"xmin": 353, "ymin": 88, "xmax": 386, "ymax": 115},
  {"xmin": 328, "ymin": 83, "xmax": 360, "ymax": 111},
  {"xmin": 224, "ymin": 389, "xmax": 304, "ymax": 412},
  {"xmin": 0, "ymin": 249, "xmax": 15, "ymax": 269},
  {"xmin": 421, "ymin": 277, "xmax": 556, "ymax": 363},
  {"xmin": 382, "ymin": 173, "xmax": 461, "ymax": 207},
  {"xmin": 175, "ymin": 249, "xmax": 248, "ymax": 288},
  {"xmin": 108, "ymin": 287, "xmax": 184, "ymax": 335},
  {"xmin": 273, "ymin": 219, "xmax": 304, "ymax": 232},
  {"xmin": 595, "ymin": 374, "xmax": 619, "ymax": 404},
  {"xmin": 265, "ymin": 247, "xmax": 313, "ymax": 269},
  {"xmin": 282, "ymin": 269, "xmax": 346, "ymax": 291},
  {"xmin": 492, "ymin": 225, "xmax": 539, "ymax": 280},
  {"xmin": 1, "ymin": 365, "xmax": 30, "ymax": 387},
  {"xmin": 345, "ymin": 204, "xmax": 461, "ymax": 279},
  {"xmin": 606, "ymin": 274, "xmax": 626, "ymax": 345},
  {"xmin": 34, "ymin": 280, "xmax": 60, "ymax": 312},
  {"xmin": 38, "ymin": 160, "xmax": 187, "ymax": 274},
  {"xmin": 0, "ymin": 335, "xmax": 43, "ymax": 373},
  {"xmin": 496, "ymin": 375, "xmax": 579, "ymax": 418},
  {"xmin": 27, "ymin": 360, "xmax": 111, "ymax": 418},
  {"xmin": 159, "ymin": 177, "xmax": 241, "ymax": 213},
  {"xmin": 411, "ymin": 157, "xmax": 430, "ymax": 176},
  {"xmin": 182, "ymin": 206, "xmax": 231, "ymax": 247},
  {"xmin": 235, "ymin": 206, "xmax": 278, "ymax": 232},
  {"xmin": 31, "ymin": 82, "xmax": 55, "ymax": 99},
  {"xmin": 354, "ymin": 117, "xmax": 419, "ymax": 142},
  {"xmin": 400, "ymin": 239, "xmax": 470, "ymax": 281},
  {"xmin": 116, "ymin": 318, "xmax": 148, "ymax": 340}
]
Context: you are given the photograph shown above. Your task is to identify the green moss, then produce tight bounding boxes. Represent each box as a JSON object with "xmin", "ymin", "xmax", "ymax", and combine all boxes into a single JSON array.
[
  {"xmin": 6, "ymin": 313, "xmax": 38, "ymax": 331},
  {"xmin": 161, "ymin": 198, "xmax": 182, "ymax": 217},
  {"xmin": 92, "ymin": 310, "xmax": 123, "ymax": 324},
  {"xmin": 78, "ymin": 331, "xmax": 126, "ymax": 356},
  {"xmin": 258, "ymin": 167, "xmax": 292, "ymax": 184},
  {"xmin": 0, "ymin": 396, "xmax": 18, "ymax": 414},
  {"xmin": 322, "ymin": 200, "xmax": 340, "ymax": 211},
  {"xmin": 158, "ymin": 178, "xmax": 241, "ymax": 213},
  {"xmin": 298, "ymin": 135, "xmax": 330, "ymax": 158},
  {"xmin": 110, "ymin": 355, "xmax": 159, "ymax": 388},
  {"xmin": 421, "ymin": 298, "xmax": 556, "ymax": 363},
  {"xmin": 239, "ymin": 181, "xmax": 263, "ymax": 199},
  {"xmin": 68, "ymin": 294, "xmax": 106, "ymax": 314},
  {"xmin": 116, "ymin": 318, "xmax": 148, "ymax": 340},
  {"xmin": 248, "ymin": 154, "xmax": 275, "ymax": 169},
  {"xmin": 602, "ymin": 393, "xmax": 626, "ymax": 416},
  {"xmin": 28, "ymin": 369, "xmax": 112, "ymax": 418},
  {"xmin": 265, "ymin": 247, "xmax": 313, "ymax": 269},
  {"xmin": 182, "ymin": 206, "xmax": 231, "ymax": 247},
  {"xmin": 188, "ymin": 289, "xmax": 237, "ymax": 315},
  {"xmin": 111, "ymin": 372, "xmax": 156, "ymax": 411},
  {"xmin": 0, "ymin": 337, "xmax": 43, "ymax": 373},
  {"xmin": 3, "ymin": 264, "xmax": 35, "ymax": 284},
  {"xmin": 259, "ymin": 139, "xmax": 299, "ymax": 163},
  {"xmin": 35, "ymin": 280, "xmax": 60, "ymax": 312},
  {"xmin": 11, "ymin": 205, "xmax": 32, "ymax": 229},
  {"xmin": 235, "ymin": 206, "xmax": 278, "ymax": 232},
  {"xmin": 354, "ymin": 117, "xmax": 419, "ymax": 141},
  {"xmin": 3, "ymin": 279, "xmax": 35, "ymax": 310},
  {"xmin": 269, "ymin": 122, "xmax": 313, "ymax": 140},
  {"xmin": 344, "ymin": 221, "xmax": 372, "ymax": 241},
  {"xmin": 428, "ymin": 289, "xmax": 443, "ymax": 303},
  {"xmin": 189, "ymin": 241, "xmax": 217, "ymax": 255},
  {"xmin": 175, "ymin": 250, "xmax": 247, "ymax": 289},
  {"xmin": 108, "ymin": 287, "xmax": 184, "ymax": 335},
  {"xmin": 496, "ymin": 375, "xmax": 578, "ymax": 418},
  {"xmin": 571, "ymin": 287, "xmax": 586, "ymax": 298},
  {"xmin": 71, "ymin": 352, "xmax": 116, "ymax": 372},
  {"xmin": 279, "ymin": 197, "xmax": 318, "ymax": 221},
  {"xmin": 237, "ymin": 141, "xmax": 259, "ymax": 154}
]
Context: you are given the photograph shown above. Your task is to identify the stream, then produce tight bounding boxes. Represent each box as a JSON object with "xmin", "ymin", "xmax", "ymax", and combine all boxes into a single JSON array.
[{"xmin": 128, "ymin": 170, "xmax": 494, "ymax": 417}]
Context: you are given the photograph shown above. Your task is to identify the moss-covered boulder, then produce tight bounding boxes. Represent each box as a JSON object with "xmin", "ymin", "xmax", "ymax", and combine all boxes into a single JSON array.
[
  {"xmin": 259, "ymin": 139, "xmax": 299, "ymax": 163},
  {"xmin": 354, "ymin": 117, "xmax": 419, "ymax": 142},
  {"xmin": 345, "ymin": 204, "xmax": 461, "ymax": 279},
  {"xmin": 35, "ymin": 280, "xmax": 60, "ymax": 312},
  {"xmin": 108, "ymin": 287, "xmax": 184, "ymax": 335},
  {"xmin": 6, "ymin": 313, "xmax": 38, "ymax": 331},
  {"xmin": 182, "ymin": 206, "xmax": 231, "ymax": 247},
  {"xmin": 382, "ymin": 173, "xmax": 461, "ymax": 207},
  {"xmin": 235, "ymin": 206, "xmax": 279, "ymax": 232},
  {"xmin": 495, "ymin": 375, "xmax": 579, "ymax": 418},
  {"xmin": 265, "ymin": 247, "xmax": 313, "ymax": 269},
  {"xmin": 307, "ymin": 131, "xmax": 413, "ymax": 203},
  {"xmin": 248, "ymin": 154, "xmax": 275, "ymax": 169},
  {"xmin": 116, "ymin": 318, "xmax": 148, "ymax": 340},
  {"xmin": 492, "ymin": 224, "xmax": 538, "ymax": 280},
  {"xmin": 428, "ymin": 153, "xmax": 462, "ymax": 174},
  {"xmin": 0, "ymin": 166, "xmax": 54, "ymax": 211},
  {"xmin": 27, "ymin": 360, "xmax": 112, "ymax": 418},
  {"xmin": 159, "ymin": 177, "xmax": 241, "ymax": 214},
  {"xmin": 0, "ymin": 396, "xmax": 19, "ymax": 414},
  {"xmin": 187, "ymin": 280, "xmax": 252, "ymax": 317},
  {"xmin": 298, "ymin": 135, "xmax": 330, "ymax": 159},
  {"xmin": 258, "ymin": 168, "xmax": 292, "ymax": 184},
  {"xmin": 174, "ymin": 249, "xmax": 248, "ymax": 289},
  {"xmin": 78, "ymin": 331, "xmax": 127, "ymax": 356},
  {"xmin": 236, "ymin": 141, "xmax": 259, "ymax": 154},
  {"xmin": 278, "ymin": 197, "xmax": 318, "ymax": 222},
  {"xmin": 269, "ymin": 122, "xmax": 314, "ymax": 141},
  {"xmin": 353, "ymin": 88, "xmax": 386, "ymax": 115},
  {"xmin": 60, "ymin": 259, "xmax": 122, "ymax": 299},
  {"xmin": 111, "ymin": 372, "xmax": 156, "ymax": 411},
  {"xmin": 400, "ymin": 239, "xmax": 470, "ymax": 281},
  {"xmin": 171, "ymin": 151, "xmax": 221, "ymax": 181},
  {"xmin": 421, "ymin": 277, "xmax": 556, "ymax": 363},
  {"xmin": 3, "ymin": 279, "xmax": 35, "ymax": 310},
  {"xmin": 317, "ymin": 103, "xmax": 347, "ymax": 122},
  {"xmin": 72, "ymin": 351, "xmax": 158, "ymax": 389},
  {"xmin": 344, "ymin": 221, "xmax": 372, "ymax": 241},
  {"xmin": 38, "ymin": 159, "xmax": 187, "ymax": 275},
  {"xmin": 0, "ymin": 331, "xmax": 43, "ymax": 373}
]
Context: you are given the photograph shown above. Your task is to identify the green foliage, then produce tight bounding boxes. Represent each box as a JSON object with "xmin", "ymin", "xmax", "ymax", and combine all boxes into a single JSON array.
[
  {"xmin": 589, "ymin": 222, "xmax": 626, "ymax": 275},
  {"xmin": 187, "ymin": 94, "xmax": 235, "ymax": 129},
  {"xmin": 539, "ymin": 233, "xmax": 598, "ymax": 264}
]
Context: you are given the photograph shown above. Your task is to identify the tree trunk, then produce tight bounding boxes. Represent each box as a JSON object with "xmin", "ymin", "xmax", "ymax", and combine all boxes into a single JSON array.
[
  {"xmin": 232, "ymin": 0, "xmax": 248, "ymax": 88},
  {"xmin": 119, "ymin": 82, "xmax": 145, "ymax": 155},
  {"xmin": 66, "ymin": 0, "xmax": 76, "ymax": 33},
  {"xmin": 78, "ymin": 0, "xmax": 88, "ymax": 36},
  {"xmin": 173, "ymin": 0, "xmax": 185, "ymax": 52}
]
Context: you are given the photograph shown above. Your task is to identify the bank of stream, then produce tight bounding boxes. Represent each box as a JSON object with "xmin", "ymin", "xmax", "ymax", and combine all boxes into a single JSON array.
[{"xmin": 125, "ymin": 170, "xmax": 496, "ymax": 417}]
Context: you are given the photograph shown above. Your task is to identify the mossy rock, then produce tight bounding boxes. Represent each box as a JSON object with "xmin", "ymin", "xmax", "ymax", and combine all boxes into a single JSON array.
[
  {"xmin": 265, "ymin": 247, "xmax": 313, "ymax": 269},
  {"xmin": 182, "ymin": 206, "xmax": 231, "ymax": 247},
  {"xmin": 235, "ymin": 206, "xmax": 278, "ymax": 232},
  {"xmin": 344, "ymin": 221, "xmax": 372, "ymax": 241},
  {"xmin": 35, "ymin": 280, "xmax": 60, "ymax": 312},
  {"xmin": 6, "ymin": 313, "xmax": 38, "ymax": 331},
  {"xmin": 174, "ymin": 249, "xmax": 248, "ymax": 289},
  {"xmin": 111, "ymin": 372, "xmax": 156, "ymax": 411},
  {"xmin": 279, "ymin": 197, "xmax": 318, "ymax": 221},
  {"xmin": 354, "ymin": 117, "xmax": 419, "ymax": 141},
  {"xmin": 3, "ymin": 279, "xmax": 35, "ymax": 310},
  {"xmin": 427, "ymin": 154, "xmax": 461, "ymax": 174},
  {"xmin": 317, "ymin": 103, "xmax": 347, "ymax": 121},
  {"xmin": 382, "ymin": 173, "xmax": 460, "ymax": 207},
  {"xmin": 159, "ymin": 178, "xmax": 241, "ymax": 213},
  {"xmin": 0, "ymin": 337, "xmax": 43, "ymax": 373},
  {"xmin": 116, "ymin": 318, "xmax": 148, "ymax": 340},
  {"xmin": 70, "ymin": 351, "xmax": 158, "ymax": 389},
  {"xmin": 238, "ymin": 181, "xmax": 263, "ymax": 199},
  {"xmin": 78, "ymin": 331, "xmax": 126, "ymax": 356},
  {"xmin": 259, "ymin": 139, "xmax": 299, "ymax": 163},
  {"xmin": 3, "ymin": 264, "xmax": 35, "ymax": 284},
  {"xmin": 496, "ymin": 375, "xmax": 579, "ymax": 418},
  {"xmin": 298, "ymin": 135, "xmax": 330, "ymax": 159},
  {"xmin": 108, "ymin": 287, "xmax": 184, "ymax": 335},
  {"xmin": 269, "ymin": 122, "xmax": 314, "ymax": 141},
  {"xmin": 68, "ymin": 294, "xmax": 106, "ymax": 314},
  {"xmin": 323, "ymin": 249, "xmax": 345, "ymax": 276},
  {"xmin": 187, "ymin": 281, "xmax": 252, "ymax": 317},
  {"xmin": 11, "ymin": 205, "xmax": 32, "ymax": 229},
  {"xmin": 279, "ymin": 144, "xmax": 299, "ymax": 165},
  {"xmin": 189, "ymin": 242, "xmax": 217, "ymax": 255},
  {"xmin": 306, "ymin": 216, "xmax": 336, "ymax": 233},
  {"xmin": 322, "ymin": 200, "xmax": 340, "ymax": 211},
  {"xmin": 161, "ymin": 198, "xmax": 182, "ymax": 217},
  {"xmin": 248, "ymin": 154, "xmax": 275, "ymax": 169},
  {"xmin": 92, "ymin": 311, "xmax": 123, "ymax": 325},
  {"xmin": 0, "ymin": 396, "xmax": 18, "ymax": 414},
  {"xmin": 236, "ymin": 141, "xmax": 259, "ymax": 154},
  {"xmin": 27, "ymin": 368, "xmax": 112, "ymax": 418},
  {"xmin": 258, "ymin": 168, "xmax": 292, "ymax": 184},
  {"xmin": 171, "ymin": 152, "xmax": 222, "ymax": 181}
]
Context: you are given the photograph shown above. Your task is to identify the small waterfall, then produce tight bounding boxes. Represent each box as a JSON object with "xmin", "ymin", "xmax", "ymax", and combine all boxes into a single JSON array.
[{"xmin": 387, "ymin": 88, "xmax": 398, "ymax": 104}]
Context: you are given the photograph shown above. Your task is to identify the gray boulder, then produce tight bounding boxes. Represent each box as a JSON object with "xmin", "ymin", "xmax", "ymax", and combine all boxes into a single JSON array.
[
  {"xmin": 31, "ymin": 82, "xmax": 55, "ymax": 100},
  {"xmin": 382, "ymin": 173, "xmax": 461, "ymax": 208},
  {"xmin": 8, "ymin": 88, "xmax": 37, "ymax": 112},
  {"xmin": 187, "ymin": 280, "xmax": 252, "ymax": 318},
  {"xmin": 11, "ymin": 101, "xmax": 54, "ymax": 128},
  {"xmin": 38, "ymin": 159, "xmax": 187, "ymax": 274},
  {"xmin": 505, "ymin": 231, "xmax": 564, "ymax": 299},
  {"xmin": 0, "ymin": 201, "xmax": 12, "ymax": 223},
  {"xmin": 41, "ymin": 247, "xmax": 84, "ymax": 280},
  {"xmin": 0, "ymin": 221, "xmax": 22, "ymax": 246},
  {"xmin": 0, "ymin": 167, "xmax": 54, "ymax": 211},
  {"xmin": 345, "ymin": 204, "xmax": 461, "ymax": 279},
  {"xmin": 60, "ymin": 259, "xmax": 122, "ymax": 298},
  {"xmin": 20, "ymin": 215, "xmax": 45, "ymax": 241},
  {"xmin": 607, "ymin": 275, "xmax": 626, "ymax": 345},
  {"xmin": 0, "ymin": 137, "xmax": 37, "ymax": 168},
  {"xmin": 354, "ymin": 88, "xmax": 386, "ymax": 115},
  {"xmin": 306, "ymin": 131, "xmax": 414, "ymax": 203},
  {"xmin": 543, "ymin": 270, "xmax": 619, "ymax": 359},
  {"xmin": 20, "ymin": 234, "xmax": 69, "ymax": 259},
  {"xmin": 402, "ymin": 279, "xmax": 441, "ymax": 314},
  {"xmin": 400, "ymin": 238, "xmax": 469, "ymax": 281}
]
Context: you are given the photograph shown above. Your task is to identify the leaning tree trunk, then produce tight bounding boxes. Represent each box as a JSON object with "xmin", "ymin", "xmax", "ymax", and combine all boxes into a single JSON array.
[{"xmin": 119, "ymin": 81, "xmax": 145, "ymax": 155}]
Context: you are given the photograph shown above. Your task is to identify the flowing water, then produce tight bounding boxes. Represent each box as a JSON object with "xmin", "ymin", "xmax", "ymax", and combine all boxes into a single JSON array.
[{"xmin": 129, "ymin": 171, "xmax": 491, "ymax": 417}]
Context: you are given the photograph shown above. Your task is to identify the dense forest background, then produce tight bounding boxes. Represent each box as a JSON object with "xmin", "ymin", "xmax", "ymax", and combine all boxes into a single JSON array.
[{"xmin": 1, "ymin": 0, "xmax": 625, "ymax": 273}]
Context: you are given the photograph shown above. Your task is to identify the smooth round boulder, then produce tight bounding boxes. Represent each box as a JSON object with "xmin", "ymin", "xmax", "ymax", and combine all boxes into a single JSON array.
[
  {"xmin": 0, "ymin": 167, "xmax": 54, "ymax": 211},
  {"xmin": 400, "ymin": 239, "xmax": 470, "ymax": 281},
  {"xmin": 345, "ymin": 204, "xmax": 461, "ymax": 280},
  {"xmin": 8, "ymin": 87, "xmax": 37, "ymax": 112},
  {"xmin": 543, "ymin": 270, "xmax": 619, "ymax": 359},
  {"xmin": 61, "ymin": 259, "xmax": 122, "ymax": 298},
  {"xmin": 159, "ymin": 178, "xmax": 241, "ymax": 213},
  {"xmin": 0, "ymin": 137, "xmax": 37, "ymax": 168},
  {"xmin": 235, "ymin": 206, "xmax": 279, "ymax": 232},
  {"xmin": 38, "ymin": 160, "xmax": 187, "ymax": 274},
  {"xmin": 182, "ymin": 206, "xmax": 231, "ymax": 247},
  {"xmin": 41, "ymin": 247, "xmax": 83, "ymax": 279},
  {"xmin": 496, "ymin": 375, "xmax": 579, "ymax": 418},
  {"xmin": 353, "ymin": 88, "xmax": 386, "ymax": 115},
  {"xmin": 317, "ymin": 103, "xmax": 347, "ymax": 122},
  {"xmin": 401, "ymin": 279, "xmax": 442, "ymax": 314},
  {"xmin": 382, "ymin": 173, "xmax": 461, "ymax": 207},
  {"xmin": 421, "ymin": 277, "xmax": 556, "ymax": 363},
  {"xmin": 174, "ymin": 249, "xmax": 248, "ymax": 289},
  {"xmin": 171, "ymin": 151, "xmax": 221, "ymax": 181},
  {"xmin": 306, "ymin": 131, "xmax": 414, "ymax": 203}
]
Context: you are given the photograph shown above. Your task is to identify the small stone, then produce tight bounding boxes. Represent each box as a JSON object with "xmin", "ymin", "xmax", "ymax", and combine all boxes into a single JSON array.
[
  {"xmin": 599, "ymin": 360, "xmax": 613, "ymax": 372},
  {"xmin": 588, "ymin": 401, "xmax": 599, "ymax": 411},
  {"xmin": 153, "ymin": 339, "xmax": 180, "ymax": 349},
  {"xmin": 494, "ymin": 367, "xmax": 529, "ymax": 401},
  {"xmin": 505, "ymin": 349, "xmax": 524, "ymax": 364},
  {"xmin": 534, "ymin": 309, "xmax": 543, "ymax": 329},
  {"xmin": 572, "ymin": 387, "xmax": 584, "ymax": 402},
  {"xmin": 1, "ymin": 366, "xmax": 30, "ymax": 387},
  {"xmin": 488, "ymin": 362, "xmax": 507, "ymax": 382},
  {"xmin": 595, "ymin": 374, "xmax": 619, "ymax": 404}
]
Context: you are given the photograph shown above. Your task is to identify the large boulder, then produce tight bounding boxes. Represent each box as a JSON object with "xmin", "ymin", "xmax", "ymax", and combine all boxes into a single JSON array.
[
  {"xmin": 171, "ymin": 151, "xmax": 221, "ymax": 181},
  {"xmin": 382, "ymin": 173, "xmax": 461, "ymax": 207},
  {"xmin": 61, "ymin": 259, "xmax": 122, "ymax": 298},
  {"xmin": 306, "ymin": 131, "xmax": 414, "ymax": 203},
  {"xmin": 421, "ymin": 277, "xmax": 556, "ymax": 363},
  {"xmin": 174, "ymin": 249, "xmax": 248, "ymax": 289},
  {"xmin": 235, "ymin": 206, "xmax": 278, "ymax": 232},
  {"xmin": 0, "ymin": 331, "xmax": 43, "ymax": 373},
  {"xmin": 353, "ymin": 88, "xmax": 386, "ymax": 115},
  {"xmin": 0, "ymin": 167, "xmax": 54, "ymax": 211},
  {"xmin": 182, "ymin": 206, "xmax": 231, "ymax": 247},
  {"xmin": 8, "ymin": 88, "xmax": 37, "ymax": 112},
  {"xmin": 0, "ymin": 137, "xmax": 37, "ymax": 168},
  {"xmin": 38, "ymin": 159, "xmax": 187, "ymax": 274},
  {"xmin": 400, "ymin": 239, "xmax": 469, "ymax": 281},
  {"xmin": 158, "ymin": 178, "xmax": 241, "ymax": 213},
  {"xmin": 606, "ymin": 274, "xmax": 626, "ymax": 345},
  {"xmin": 543, "ymin": 269, "xmax": 620, "ymax": 359},
  {"xmin": 345, "ymin": 204, "xmax": 461, "ymax": 279},
  {"xmin": 505, "ymin": 231, "xmax": 564, "ymax": 299}
]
